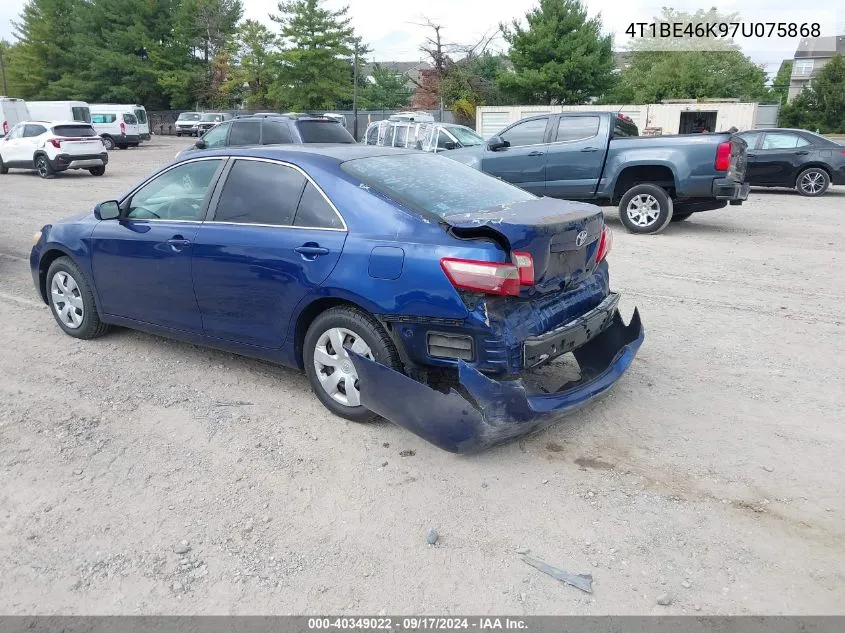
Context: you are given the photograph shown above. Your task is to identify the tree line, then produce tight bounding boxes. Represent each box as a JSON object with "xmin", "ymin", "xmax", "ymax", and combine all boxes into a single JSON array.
[{"xmin": 1, "ymin": 0, "xmax": 842, "ymax": 132}]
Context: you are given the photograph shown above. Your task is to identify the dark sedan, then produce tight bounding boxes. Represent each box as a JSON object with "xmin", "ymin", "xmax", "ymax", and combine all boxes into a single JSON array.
[{"xmin": 735, "ymin": 128, "xmax": 845, "ymax": 196}]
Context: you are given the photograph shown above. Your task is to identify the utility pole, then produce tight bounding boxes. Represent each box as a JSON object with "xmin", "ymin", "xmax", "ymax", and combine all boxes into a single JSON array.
[
  {"xmin": 352, "ymin": 41, "xmax": 359, "ymax": 141},
  {"xmin": 0, "ymin": 45, "xmax": 8, "ymax": 96}
]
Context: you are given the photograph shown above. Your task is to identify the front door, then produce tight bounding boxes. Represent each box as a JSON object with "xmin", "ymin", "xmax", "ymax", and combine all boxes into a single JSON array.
[
  {"xmin": 90, "ymin": 158, "xmax": 226, "ymax": 331},
  {"xmin": 752, "ymin": 132, "xmax": 812, "ymax": 185},
  {"xmin": 544, "ymin": 114, "xmax": 607, "ymax": 199},
  {"xmin": 481, "ymin": 117, "xmax": 550, "ymax": 194},
  {"xmin": 192, "ymin": 158, "xmax": 347, "ymax": 348},
  {"xmin": 1, "ymin": 123, "xmax": 28, "ymax": 164}
]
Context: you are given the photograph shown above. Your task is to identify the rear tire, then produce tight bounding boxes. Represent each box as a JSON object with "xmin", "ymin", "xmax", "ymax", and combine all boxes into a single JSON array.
[
  {"xmin": 670, "ymin": 212, "xmax": 694, "ymax": 222},
  {"xmin": 89, "ymin": 166, "xmax": 106, "ymax": 176},
  {"xmin": 35, "ymin": 155, "xmax": 53, "ymax": 179},
  {"xmin": 101, "ymin": 136, "xmax": 115, "ymax": 151},
  {"xmin": 796, "ymin": 167, "xmax": 830, "ymax": 197},
  {"xmin": 46, "ymin": 257, "xmax": 110, "ymax": 339},
  {"xmin": 304, "ymin": 306, "xmax": 403, "ymax": 423},
  {"xmin": 618, "ymin": 184, "xmax": 673, "ymax": 234},
  {"xmin": 0, "ymin": 156, "xmax": 8, "ymax": 174}
]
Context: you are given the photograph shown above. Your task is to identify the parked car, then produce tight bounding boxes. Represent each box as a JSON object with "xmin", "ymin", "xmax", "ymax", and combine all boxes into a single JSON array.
[
  {"xmin": 734, "ymin": 128, "xmax": 845, "ymax": 197},
  {"xmin": 0, "ymin": 120, "xmax": 107, "ymax": 178},
  {"xmin": 1, "ymin": 97, "xmax": 30, "ymax": 135},
  {"xmin": 196, "ymin": 112, "xmax": 232, "ymax": 136},
  {"xmin": 29, "ymin": 146, "xmax": 642, "ymax": 453},
  {"xmin": 448, "ymin": 112, "xmax": 750, "ymax": 234},
  {"xmin": 90, "ymin": 107, "xmax": 141, "ymax": 150},
  {"xmin": 364, "ymin": 120, "xmax": 484, "ymax": 152},
  {"xmin": 175, "ymin": 112, "xmax": 202, "ymax": 136},
  {"xmin": 176, "ymin": 114, "xmax": 355, "ymax": 157},
  {"xmin": 26, "ymin": 101, "xmax": 91, "ymax": 124},
  {"xmin": 93, "ymin": 103, "xmax": 150, "ymax": 140}
]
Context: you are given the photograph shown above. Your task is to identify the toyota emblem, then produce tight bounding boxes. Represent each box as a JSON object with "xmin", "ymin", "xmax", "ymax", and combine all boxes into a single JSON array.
[{"xmin": 575, "ymin": 230, "xmax": 588, "ymax": 247}]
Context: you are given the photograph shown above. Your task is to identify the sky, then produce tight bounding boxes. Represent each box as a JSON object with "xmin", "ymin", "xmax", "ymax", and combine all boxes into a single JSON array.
[{"xmin": 1, "ymin": 0, "xmax": 842, "ymax": 78}]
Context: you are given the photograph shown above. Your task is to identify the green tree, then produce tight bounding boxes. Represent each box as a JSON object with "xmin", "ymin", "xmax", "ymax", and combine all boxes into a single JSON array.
[
  {"xmin": 224, "ymin": 20, "xmax": 280, "ymax": 108},
  {"xmin": 359, "ymin": 63, "xmax": 411, "ymax": 109},
  {"xmin": 780, "ymin": 55, "xmax": 845, "ymax": 133},
  {"xmin": 770, "ymin": 60, "xmax": 793, "ymax": 106},
  {"xmin": 270, "ymin": 0, "xmax": 356, "ymax": 110},
  {"xmin": 498, "ymin": 0, "xmax": 613, "ymax": 104},
  {"xmin": 612, "ymin": 8, "xmax": 768, "ymax": 103}
]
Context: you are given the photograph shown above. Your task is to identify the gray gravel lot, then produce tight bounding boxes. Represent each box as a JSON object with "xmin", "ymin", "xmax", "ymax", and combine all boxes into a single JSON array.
[{"xmin": 1, "ymin": 137, "xmax": 843, "ymax": 614}]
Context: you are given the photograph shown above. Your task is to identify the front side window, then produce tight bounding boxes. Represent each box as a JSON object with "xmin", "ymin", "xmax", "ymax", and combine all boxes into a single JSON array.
[
  {"xmin": 761, "ymin": 133, "xmax": 810, "ymax": 150},
  {"xmin": 201, "ymin": 121, "xmax": 231, "ymax": 148},
  {"xmin": 123, "ymin": 113, "xmax": 138, "ymax": 125},
  {"xmin": 72, "ymin": 107, "xmax": 91, "ymax": 123},
  {"xmin": 341, "ymin": 153, "xmax": 536, "ymax": 219},
  {"xmin": 7, "ymin": 124, "xmax": 24, "ymax": 139},
  {"xmin": 214, "ymin": 160, "xmax": 306, "ymax": 226},
  {"xmin": 436, "ymin": 130, "xmax": 453, "ymax": 150},
  {"xmin": 127, "ymin": 159, "xmax": 222, "ymax": 221},
  {"xmin": 293, "ymin": 182, "xmax": 343, "ymax": 229},
  {"xmin": 556, "ymin": 116, "xmax": 600, "ymax": 142},
  {"xmin": 229, "ymin": 120, "xmax": 262, "ymax": 146},
  {"xmin": 500, "ymin": 118, "xmax": 548, "ymax": 147}
]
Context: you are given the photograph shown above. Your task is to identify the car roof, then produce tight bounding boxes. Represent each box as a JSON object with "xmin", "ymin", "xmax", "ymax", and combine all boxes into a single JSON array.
[
  {"xmin": 192, "ymin": 144, "xmax": 417, "ymax": 163},
  {"xmin": 745, "ymin": 128, "xmax": 815, "ymax": 134},
  {"xmin": 22, "ymin": 120, "xmax": 89, "ymax": 126}
]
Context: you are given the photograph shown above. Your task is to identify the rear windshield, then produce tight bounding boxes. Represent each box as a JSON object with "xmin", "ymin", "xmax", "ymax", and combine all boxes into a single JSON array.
[
  {"xmin": 177, "ymin": 112, "xmax": 201, "ymax": 121},
  {"xmin": 72, "ymin": 107, "xmax": 91, "ymax": 123},
  {"xmin": 341, "ymin": 153, "xmax": 536, "ymax": 218},
  {"xmin": 612, "ymin": 118, "xmax": 638, "ymax": 137},
  {"xmin": 123, "ymin": 113, "xmax": 138, "ymax": 124},
  {"xmin": 296, "ymin": 120, "xmax": 355, "ymax": 143},
  {"xmin": 52, "ymin": 125, "xmax": 98, "ymax": 137},
  {"xmin": 134, "ymin": 109, "xmax": 147, "ymax": 124}
]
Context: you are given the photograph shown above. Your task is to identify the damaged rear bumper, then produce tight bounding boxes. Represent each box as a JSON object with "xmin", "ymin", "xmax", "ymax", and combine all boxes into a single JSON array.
[{"xmin": 350, "ymin": 308, "xmax": 644, "ymax": 454}]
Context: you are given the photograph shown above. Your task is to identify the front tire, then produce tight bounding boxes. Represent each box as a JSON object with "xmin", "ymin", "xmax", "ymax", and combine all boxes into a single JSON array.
[
  {"xmin": 89, "ymin": 166, "xmax": 106, "ymax": 176},
  {"xmin": 46, "ymin": 257, "xmax": 110, "ymax": 339},
  {"xmin": 304, "ymin": 306, "xmax": 403, "ymax": 423},
  {"xmin": 796, "ymin": 167, "xmax": 830, "ymax": 197},
  {"xmin": 35, "ymin": 155, "xmax": 53, "ymax": 179},
  {"xmin": 618, "ymin": 184, "xmax": 673, "ymax": 234}
]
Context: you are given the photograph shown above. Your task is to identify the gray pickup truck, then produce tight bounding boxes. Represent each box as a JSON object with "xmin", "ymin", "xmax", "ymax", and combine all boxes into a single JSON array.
[{"xmin": 448, "ymin": 112, "xmax": 750, "ymax": 234}]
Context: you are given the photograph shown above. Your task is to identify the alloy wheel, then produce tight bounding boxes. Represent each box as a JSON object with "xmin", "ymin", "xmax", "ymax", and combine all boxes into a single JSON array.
[
  {"xmin": 800, "ymin": 170, "xmax": 825, "ymax": 195},
  {"xmin": 36, "ymin": 157, "xmax": 49, "ymax": 178},
  {"xmin": 626, "ymin": 194, "xmax": 661, "ymax": 227},
  {"xmin": 51, "ymin": 271, "xmax": 84, "ymax": 328},
  {"xmin": 313, "ymin": 327, "xmax": 373, "ymax": 407}
]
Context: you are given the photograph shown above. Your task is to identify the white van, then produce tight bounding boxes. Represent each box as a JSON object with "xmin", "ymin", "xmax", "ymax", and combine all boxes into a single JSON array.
[
  {"xmin": 26, "ymin": 101, "xmax": 92, "ymax": 124},
  {"xmin": 93, "ymin": 103, "xmax": 150, "ymax": 140},
  {"xmin": 90, "ymin": 106, "xmax": 141, "ymax": 150},
  {"xmin": 1, "ymin": 97, "xmax": 31, "ymax": 136}
]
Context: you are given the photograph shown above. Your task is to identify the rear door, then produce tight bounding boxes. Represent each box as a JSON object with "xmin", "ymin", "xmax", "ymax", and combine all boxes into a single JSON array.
[
  {"xmin": 123, "ymin": 113, "xmax": 140, "ymax": 136},
  {"xmin": 480, "ymin": 117, "xmax": 550, "ymax": 194},
  {"xmin": 753, "ymin": 132, "xmax": 812, "ymax": 185},
  {"xmin": 192, "ymin": 158, "xmax": 347, "ymax": 348},
  {"xmin": 544, "ymin": 114, "xmax": 606, "ymax": 198}
]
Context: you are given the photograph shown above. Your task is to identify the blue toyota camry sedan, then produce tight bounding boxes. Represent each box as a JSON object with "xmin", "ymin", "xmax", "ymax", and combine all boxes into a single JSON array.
[{"xmin": 30, "ymin": 145, "xmax": 644, "ymax": 453}]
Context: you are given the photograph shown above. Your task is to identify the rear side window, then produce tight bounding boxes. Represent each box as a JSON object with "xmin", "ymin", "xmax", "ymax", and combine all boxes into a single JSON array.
[
  {"xmin": 556, "ymin": 116, "xmax": 599, "ymax": 142},
  {"xmin": 261, "ymin": 121, "xmax": 293, "ymax": 144},
  {"xmin": 214, "ymin": 160, "xmax": 306, "ymax": 226},
  {"xmin": 92, "ymin": 114, "xmax": 117, "ymax": 123},
  {"xmin": 72, "ymin": 107, "xmax": 91, "ymax": 123},
  {"xmin": 52, "ymin": 125, "xmax": 98, "ymax": 137},
  {"xmin": 23, "ymin": 124, "xmax": 47, "ymax": 137},
  {"xmin": 294, "ymin": 182, "xmax": 343, "ymax": 229},
  {"xmin": 296, "ymin": 121, "xmax": 355, "ymax": 143},
  {"xmin": 123, "ymin": 113, "xmax": 138, "ymax": 124},
  {"xmin": 761, "ymin": 133, "xmax": 810, "ymax": 149},
  {"xmin": 229, "ymin": 120, "xmax": 261, "ymax": 146}
]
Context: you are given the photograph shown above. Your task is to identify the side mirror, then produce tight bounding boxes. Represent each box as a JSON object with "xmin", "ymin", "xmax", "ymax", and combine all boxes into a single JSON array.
[
  {"xmin": 94, "ymin": 200, "xmax": 121, "ymax": 221},
  {"xmin": 444, "ymin": 141, "xmax": 457, "ymax": 150},
  {"xmin": 195, "ymin": 139, "xmax": 206, "ymax": 149},
  {"xmin": 487, "ymin": 136, "xmax": 509, "ymax": 151}
]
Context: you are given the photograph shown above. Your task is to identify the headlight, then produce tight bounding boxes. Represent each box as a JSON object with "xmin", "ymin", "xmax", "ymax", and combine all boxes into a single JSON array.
[{"xmin": 33, "ymin": 231, "xmax": 42, "ymax": 245}]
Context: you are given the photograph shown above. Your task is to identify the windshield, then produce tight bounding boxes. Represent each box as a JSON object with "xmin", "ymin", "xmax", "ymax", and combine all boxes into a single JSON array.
[
  {"xmin": 448, "ymin": 126, "xmax": 483, "ymax": 146},
  {"xmin": 341, "ymin": 153, "xmax": 536, "ymax": 218},
  {"xmin": 297, "ymin": 120, "xmax": 355, "ymax": 143},
  {"xmin": 177, "ymin": 113, "xmax": 201, "ymax": 121},
  {"xmin": 200, "ymin": 113, "xmax": 223, "ymax": 122},
  {"xmin": 134, "ymin": 108, "xmax": 147, "ymax": 124}
]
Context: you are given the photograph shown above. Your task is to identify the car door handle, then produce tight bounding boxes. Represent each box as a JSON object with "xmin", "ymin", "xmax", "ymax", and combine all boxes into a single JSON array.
[
  {"xmin": 527, "ymin": 150, "xmax": 544, "ymax": 157},
  {"xmin": 167, "ymin": 236, "xmax": 191, "ymax": 251},
  {"xmin": 794, "ymin": 150, "xmax": 809, "ymax": 155},
  {"xmin": 580, "ymin": 146, "xmax": 600, "ymax": 152},
  {"xmin": 746, "ymin": 153, "xmax": 756, "ymax": 158},
  {"xmin": 295, "ymin": 244, "xmax": 330, "ymax": 259}
]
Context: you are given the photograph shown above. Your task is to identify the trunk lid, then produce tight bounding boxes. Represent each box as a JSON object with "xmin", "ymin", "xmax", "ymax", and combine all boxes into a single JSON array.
[
  {"xmin": 57, "ymin": 137, "xmax": 105, "ymax": 155},
  {"xmin": 447, "ymin": 198, "xmax": 604, "ymax": 294}
]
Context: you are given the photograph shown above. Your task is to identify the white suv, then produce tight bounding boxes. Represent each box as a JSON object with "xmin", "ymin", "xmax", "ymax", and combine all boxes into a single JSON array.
[{"xmin": 0, "ymin": 121, "xmax": 108, "ymax": 178}]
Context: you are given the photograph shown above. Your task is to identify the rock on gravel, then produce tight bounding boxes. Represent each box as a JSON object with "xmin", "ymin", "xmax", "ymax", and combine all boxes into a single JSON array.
[
  {"xmin": 173, "ymin": 541, "xmax": 191, "ymax": 555},
  {"xmin": 427, "ymin": 528, "xmax": 439, "ymax": 545},
  {"xmin": 656, "ymin": 593, "xmax": 673, "ymax": 606}
]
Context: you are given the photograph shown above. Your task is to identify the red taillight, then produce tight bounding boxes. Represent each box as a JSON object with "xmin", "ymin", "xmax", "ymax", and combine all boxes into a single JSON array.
[
  {"xmin": 715, "ymin": 141, "xmax": 731, "ymax": 171},
  {"xmin": 840, "ymin": 149, "xmax": 845, "ymax": 155},
  {"xmin": 49, "ymin": 138, "xmax": 62, "ymax": 149},
  {"xmin": 512, "ymin": 251, "xmax": 534, "ymax": 286},
  {"xmin": 2, "ymin": 120, "xmax": 8, "ymax": 135},
  {"xmin": 595, "ymin": 226, "xmax": 612, "ymax": 263},
  {"xmin": 440, "ymin": 257, "xmax": 521, "ymax": 296},
  {"xmin": 120, "ymin": 121, "xmax": 126, "ymax": 135}
]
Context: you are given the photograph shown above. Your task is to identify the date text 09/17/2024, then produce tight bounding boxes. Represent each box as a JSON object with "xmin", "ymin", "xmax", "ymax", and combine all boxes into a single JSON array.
[{"xmin": 307, "ymin": 617, "xmax": 528, "ymax": 630}]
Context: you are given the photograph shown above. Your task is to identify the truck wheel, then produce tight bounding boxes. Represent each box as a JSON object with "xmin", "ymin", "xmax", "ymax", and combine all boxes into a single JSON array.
[
  {"xmin": 618, "ymin": 184, "xmax": 673, "ymax": 234},
  {"xmin": 796, "ymin": 167, "xmax": 829, "ymax": 197},
  {"xmin": 304, "ymin": 306, "xmax": 403, "ymax": 423},
  {"xmin": 671, "ymin": 212, "xmax": 694, "ymax": 222},
  {"xmin": 101, "ymin": 136, "xmax": 115, "ymax": 151}
]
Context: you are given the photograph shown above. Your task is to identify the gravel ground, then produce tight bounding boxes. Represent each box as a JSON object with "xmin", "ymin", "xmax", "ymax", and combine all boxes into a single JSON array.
[{"xmin": 1, "ymin": 137, "xmax": 843, "ymax": 615}]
